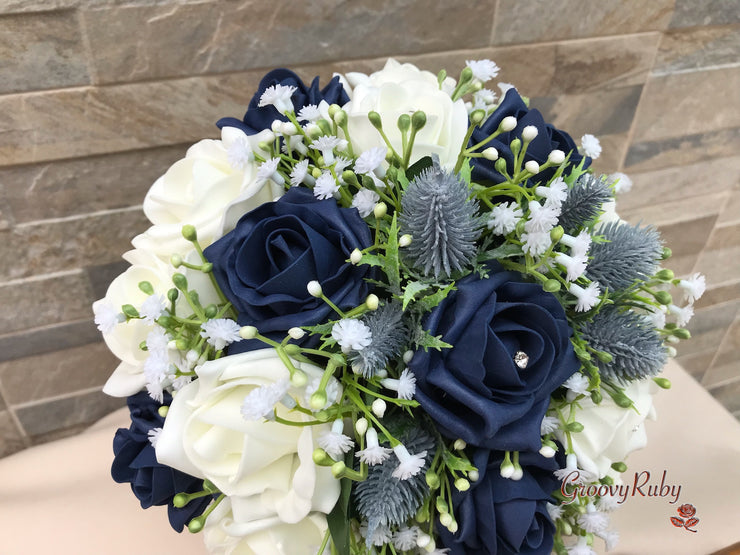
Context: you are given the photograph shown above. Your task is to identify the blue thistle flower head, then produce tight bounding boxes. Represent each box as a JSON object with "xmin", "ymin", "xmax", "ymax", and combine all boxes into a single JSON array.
[
  {"xmin": 586, "ymin": 222, "xmax": 663, "ymax": 292},
  {"xmin": 580, "ymin": 307, "xmax": 667, "ymax": 383},
  {"xmin": 354, "ymin": 422, "xmax": 435, "ymax": 546},
  {"xmin": 399, "ymin": 156, "xmax": 481, "ymax": 278},
  {"xmin": 558, "ymin": 174, "xmax": 613, "ymax": 233},
  {"xmin": 348, "ymin": 302, "xmax": 407, "ymax": 377}
]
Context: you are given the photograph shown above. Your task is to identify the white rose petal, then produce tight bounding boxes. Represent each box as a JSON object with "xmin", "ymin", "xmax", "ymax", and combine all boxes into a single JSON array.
[
  {"xmin": 341, "ymin": 59, "xmax": 468, "ymax": 169},
  {"xmin": 155, "ymin": 348, "xmax": 340, "ymax": 527}
]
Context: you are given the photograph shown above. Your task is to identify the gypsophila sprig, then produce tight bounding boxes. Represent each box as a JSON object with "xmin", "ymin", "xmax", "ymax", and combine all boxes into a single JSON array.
[{"xmin": 94, "ymin": 58, "xmax": 696, "ymax": 555}]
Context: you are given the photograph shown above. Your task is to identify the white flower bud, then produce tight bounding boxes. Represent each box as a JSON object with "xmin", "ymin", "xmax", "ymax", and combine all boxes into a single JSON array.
[
  {"xmin": 539, "ymin": 445, "xmax": 556, "ymax": 458},
  {"xmin": 186, "ymin": 350, "xmax": 199, "ymax": 364},
  {"xmin": 482, "ymin": 147, "xmax": 499, "ymax": 160},
  {"xmin": 239, "ymin": 326, "xmax": 258, "ymax": 340},
  {"xmin": 288, "ymin": 327, "xmax": 305, "ymax": 340},
  {"xmin": 468, "ymin": 469, "xmax": 479, "ymax": 482},
  {"xmin": 350, "ymin": 248, "xmax": 363, "ymax": 264},
  {"xmin": 453, "ymin": 439, "xmax": 467, "ymax": 451},
  {"xmin": 416, "ymin": 532, "xmax": 431, "ymax": 548},
  {"xmin": 399, "ymin": 234, "xmax": 413, "ymax": 247},
  {"xmin": 373, "ymin": 202, "xmax": 388, "ymax": 219},
  {"xmin": 548, "ymin": 149, "xmax": 565, "ymax": 164},
  {"xmin": 355, "ymin": 417, "xmax": 369, "ymax": 436},
  {"xmin": 281, "ymin": 121, "xmax": 296, "ymax": 136},
  {"xmin": 366, "ymin": 294, "xmax": 379, "ymax": 311},
  {"xmin": 524, "ymin": 160, "xmax": 540, "ymax": 174},
  {"xmin": 439, "ymin": 513, "xmax": 453, "ymax": 527},
  {"xmin": 371, "ymin": 398, "xmax": 387, "ymax": 418},
  {"xmin": 307, "ymin": 280, "xmax": 323, "ymax": 297},
  {"xmin": 403, "ymin": 350, "xmax": 414, "ymax": 363},
  {"xmin": 271, "ymin": 120, "xmax": 283, "ymax": 134},
  {"xmin": 500, "ymin": 116, "xmax": 517, "ymax": 132},
  {"xmin": 521, "ymin": 125, "xmax": 538, "ymax": 141}
]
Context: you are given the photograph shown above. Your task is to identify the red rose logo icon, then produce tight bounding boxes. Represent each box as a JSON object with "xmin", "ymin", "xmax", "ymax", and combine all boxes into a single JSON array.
[{"xmin": 677, "ymin": 504, "xmax": 696, "ymax": 518}]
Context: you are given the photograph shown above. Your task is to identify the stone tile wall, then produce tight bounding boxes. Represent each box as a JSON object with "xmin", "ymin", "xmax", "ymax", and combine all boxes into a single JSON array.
[{"xmin": 1, "ymin": 0, "xmax": 738, "ymax": 458}]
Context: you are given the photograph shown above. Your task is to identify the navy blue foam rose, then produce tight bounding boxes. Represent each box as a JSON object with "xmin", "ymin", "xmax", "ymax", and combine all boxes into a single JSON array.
[
  {"xmin": 438, "ymin": 449, "xmax": 561, "ymax": 555},
  {"xmin": 112, "ymin": 392, "xmax": 211, "ymax": 532},
  {"xmin": 408, "ymin": 262, "xmax": 579, "ymax": 452},
  {"xmin": 470, "ymin": 88, "xmax": 589, "ymax": 185},
  {"xmin": 217, "ymin": 69, "xmax": 350, "ymax": 135},
  {"xmin": 204, "ymin": 187, "xmax": 374, "ymax": 351}
]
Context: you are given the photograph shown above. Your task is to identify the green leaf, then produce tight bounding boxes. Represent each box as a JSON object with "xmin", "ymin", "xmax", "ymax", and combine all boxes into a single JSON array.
[
  {"xmin": 479, "ymin": 243, "xmax": 522, "ymax": 262},
  {"xmin": 458, "ymin": 158, "xmax": 473, "ymax": 185},
  {"xmin": 326, "ymin": 473, "xmax": 353, "ymax": 555},
  {"xmin": 384, "ymin": 213, "xmax": 401, "ymax": 293},
  {"xmin": 443, "ymin": 451, "xmax": 477, "ymax": 473},
  {"xmin": 405, "ymin": 155, "xmax": 433, "ymax": 183},
  {"xmin": 416, "ymin": 282, "xmax": 456, "ymax": 311},
  {"xmin": 415, "ymin": 330, "xmax": 452, "ymax": 351},
  {"xmin": 401, "ymin": 281, "xmax": 431, "ymax": 310},
  {"xmin": 358, "ymin": 253, "xmax": 384, "ymax": 268},
  {"xmin": 303, "ymin": 322, "xmax": 334, "ymax": 336}
]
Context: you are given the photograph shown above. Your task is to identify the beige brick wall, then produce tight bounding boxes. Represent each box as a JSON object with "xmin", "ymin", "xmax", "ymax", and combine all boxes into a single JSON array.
[{"xmin": 1, "ymin": 0, "xmax": 739, "ymax": 458}]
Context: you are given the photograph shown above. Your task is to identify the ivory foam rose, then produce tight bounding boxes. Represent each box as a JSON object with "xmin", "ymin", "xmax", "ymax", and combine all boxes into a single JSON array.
[{"xmin": 155, "ymin": 349, "xmax": 340, "ymax": 528}]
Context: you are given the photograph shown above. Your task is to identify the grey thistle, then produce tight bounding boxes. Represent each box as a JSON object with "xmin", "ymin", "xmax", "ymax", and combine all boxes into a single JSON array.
[
  {"xmin": 399, "ymin": 156, "xmax": 481, "ymax": 278},
  {"xmin": 354, "ymin": 425, "xmax": 435, "ymax": 547},
  {"xmin": 349, "ymin": 303, "xmax": 407, "ymax": 378},
  {"xmin": 580, "ymin": 307, "xmax": 667, "ymax": 383},
  {"xmin": 586, "ymin": 221, "xmax": 663, "ymax": 292},
  {"xmin": 558, "ymin": 173, "xmax": 612, "ymax": 233}
]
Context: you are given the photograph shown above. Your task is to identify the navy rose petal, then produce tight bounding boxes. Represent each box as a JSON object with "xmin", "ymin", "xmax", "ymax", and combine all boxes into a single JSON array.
[
  {"xmin": 112, "ymin": 392, "xmax": 211, "ymax": 532},
  {"xmin": 217, "ymin": 68, "xmax": 350, "ymax": 135},
  {"xmin": 470, "ymin": 88, "xmax": 590, "ymax": 185},
  {"xmin": 438, "ymin": 449, "xmax": 562, "ymax": 555},
  {"xmin": 409, "ymin": 262, "xmax": 579, "ymax": 452},
  {"xmin": 204, "ymin": 187, "xmax": 374, "ymax": 352}
]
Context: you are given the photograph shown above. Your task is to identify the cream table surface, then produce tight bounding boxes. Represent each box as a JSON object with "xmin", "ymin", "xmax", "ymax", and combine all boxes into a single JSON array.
[{"xmin": 0, "ymin": 359, "xmax": 738, "ymax": 555}]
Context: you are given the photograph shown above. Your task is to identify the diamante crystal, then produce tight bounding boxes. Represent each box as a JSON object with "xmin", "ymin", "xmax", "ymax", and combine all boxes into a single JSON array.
[{"xmin": 514, "ymin": 351, "xmax": 529, "ymax": 369}]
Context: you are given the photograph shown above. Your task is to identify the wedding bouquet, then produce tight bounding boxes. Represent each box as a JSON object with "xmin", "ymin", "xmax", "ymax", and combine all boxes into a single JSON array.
[{"xmin": 94, "ymin": 59, "xmax": 703, "ymax": 555}]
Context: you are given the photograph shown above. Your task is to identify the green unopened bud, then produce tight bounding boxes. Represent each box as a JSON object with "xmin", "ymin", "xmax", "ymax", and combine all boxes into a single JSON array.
[
  {"xmin": 373, "ymin": 202, "xmax": 387, "ymax": 219},
  {"xmin": 328, "ymin": 104, "xmax": 340, "ymax": 118},
  {"xmin": 187, "ymin": 516, "xmax": 205, "ymax": 534},
  {"xmin": 566, "ymin": 421, "xmax": 584, "ymax": 433},
  {"xmin": 311, "ymin": 166, "xmax": 322, "ymax": 179},
  {"xmin": 550, "ymin": 225, "xmax": 564, "ymax": 243},
  {"xmin": 239, "ymin": 325, "xmax": 258, "ymax": 339},
  {"xmin": 170, "ymin": 254, "xmax": 183, "ymax": 268},
  {"xmin": 494, "ymin": 158, "xmax": 507, "ymax": 173},
  {"xmin": 158, "ymin": 315, "xmax": 173, "ymax": 328},
  {"xmin": 611, "ymin": 461, "xmax": 628, "ymax": 473},
  {"xmin": 454, "ymin": 478, "xmax": 470, "ymax": 491},
  {"xmin": 601, "ymin": 475, "xmax": 614, "ymax": 486},
  {"xmin": 543, "ymin": 279, "xmax": 561, "ymax": 293},
  {"xmin": 437, "ymin": 69, "xmax": 447, "ymax": 88},
  {"xmin": 560, "ymin": 520, "xmax": 573, "ymax": 537},
  {"xmin": 138, "ymin": 281, "xmax": 154, "ymax": 295},
  {"xmin": 590, "ymin": 389, "xmax": 603, "ymax": 404},
  {"xmin": 596, "ymin": 350, "xmax": 613, "ymax": 363},
  {"xmin": 175, "ymin": 338, "xmax": 188, "ymax": 351},
  {"xmin": 331, "ymin": 461, "xmax": 347, "ymax": 478},
  {"xmin": 510, "ymin": 138, "xmax": 521, "ymax": 156},
  {"xmin": 122, "ymin": 304, "xmax": 139, "ymax": 318},
  {"xmin": 313, "ymin": 409, "xmax": 330, "ymax": 422},
  {"xmin": 385, "ymin": 166, "xmax": 398, "ymax": 181},
  {"xmin": 653, "ymin": 377, "xmax": 672, "ymax": 389},
  {"xmin": 655, "ymin": 269, "xmax": 674, "ymax": 281},
  {"xmin": 470, "ymin": 109, "xmax": 485, "ymax": 125},
  {"xmin": 313, "ymin": 448, "xmax": 334, "ymax": 466},
  {"xmin": 654, "ymin": 291, "xmax": 673, "ymax": 305},
  {"xmin": 397, "ymin": 113, "xmax": 411, "ymax": 133},
  {"xmin": 182, "ymin": 225, "xmax": 197, "ymax": 241},
  {"xmin": 426, "ymin": 471, "xmax": 440, "ymax": 489},
  {"xmin": 202, "ymin": 479, "xmax": 218, "ymax": 494},
  {"xmin": 283, "ymin": 343, "xmax": 301, "ymax": 355},
  {"xmin": 158, "ymin": 406, "xmax": 169, "ymax": 417},
  {"xmin": 661, "ymin": 247, "xmax": 672, "ymax": 260},
  {"xmin": 366, "ymin": 294, "xmax": 379, "ymax": 310},
  {"xmin": 291, "ymin": 369, "xmax": 308, "ymax": 387},
  {"xmin": 459, "ymin": 66, "xmax": 473, "ymax": 84},
  {"xmin": 172, "ymin": 273, "xmax": 188, "ymax": 291},
  {"xmin": 416, "ymin": 504, "xmax": 429, "ymax": 523},
  {"xmin": 435, "ymin": 497, "xmax": 449, "ymax": 514},
  {"xmin": 672, "ymin": 328, "xmax": 691, "ymax": 339},
  {"xmin": 258, "ymin": 140, "xmax": 271, "ymax": 151},
  {"xmin": 665, "ymin": 322, "xmax": 677, "ymax": 330},
  {"xmin": 612, "ymin": 393, "xmax": 633, "ymax": 408},
  {"xmin": 411, "ymin": 110, "xmax": 427, "ymax": 130},
  {"xmin": 204, "ymin": 304, "xmax": 218, "ymax": 319},
  {"xmin": 333, "ymin": 109, "xmax": 347, "ymax": 126},
  {"xmin": 368, "ymin": 111, "xmax": 383, "ymax": 129},
  {"xmin": 173, "ymin": 493, "xmax": 189, "ymax": 508},
  {"xmin": 189, "ymin": 290, "xmax": 200, "ymax": 306},
  {"xmin": 317, "ymin": 119, "xmax": 332, "ymax": 136},
  {"xmin": 342, "ymin": 170, "xmax": 359, "ymax": 187}
]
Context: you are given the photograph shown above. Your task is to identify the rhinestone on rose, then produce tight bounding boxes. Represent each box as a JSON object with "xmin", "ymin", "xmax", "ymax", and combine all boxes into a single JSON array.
[{"xmin": 514, "ymin": 351, "xmax": 529, "ymax": 369}]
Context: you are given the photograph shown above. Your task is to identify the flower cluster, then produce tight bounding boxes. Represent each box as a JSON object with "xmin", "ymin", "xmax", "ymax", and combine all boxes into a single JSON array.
[{"xmin": 94, "ymin": 59, "xmax": 701, "ymax": 555}]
